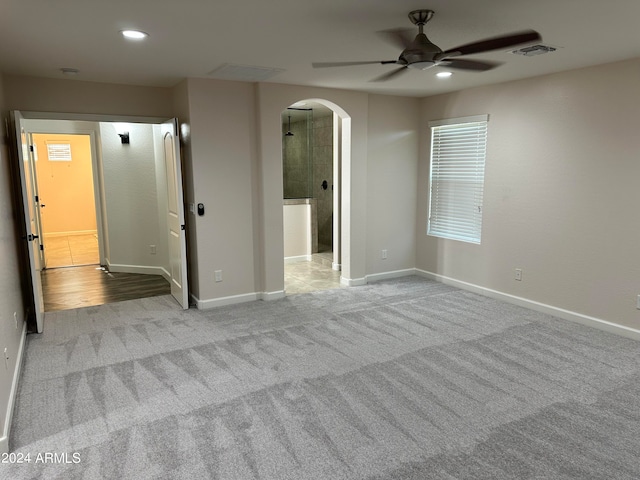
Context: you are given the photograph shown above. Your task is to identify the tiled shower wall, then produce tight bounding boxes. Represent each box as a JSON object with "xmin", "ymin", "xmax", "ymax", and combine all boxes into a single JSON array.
[
  {"xmin": 312, "ymin": 113, "xmax": 333, "ymax": 251},
  {"xmin": 282, "ymin": 115, "xmax": 312, "ymax": 199},
  {"xmin": 282, "ymin": 110, "xmax": 334, "ymax": 252}
]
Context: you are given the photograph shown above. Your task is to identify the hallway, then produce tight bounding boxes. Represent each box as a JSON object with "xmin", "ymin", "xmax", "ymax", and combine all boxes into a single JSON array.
[
  {"xmin": 41, "ymin": 234, "xmax": 170, "ymax": 312},
  {"xmin": 41, "ymin": 266, "xmax": 171, "ymax": 312}
]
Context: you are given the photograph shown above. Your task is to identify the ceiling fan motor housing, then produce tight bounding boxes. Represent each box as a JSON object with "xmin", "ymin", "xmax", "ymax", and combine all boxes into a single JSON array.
[
  {"xmin": 402, "ymin": 35, "xmax": 443, "ymax": 69},
  {"xmin": 401, "ymin": 10, "xmax": 442, "ymax": 69}
]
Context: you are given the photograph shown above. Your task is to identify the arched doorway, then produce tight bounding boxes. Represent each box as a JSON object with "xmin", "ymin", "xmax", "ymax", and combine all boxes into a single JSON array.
[
  {"xmin": 257, "ymin": 86, "xmax": 361, "ymax": 301},
  {"xmin": 281, "ymin": 101, "xmax": 341, "ymax": 294}
]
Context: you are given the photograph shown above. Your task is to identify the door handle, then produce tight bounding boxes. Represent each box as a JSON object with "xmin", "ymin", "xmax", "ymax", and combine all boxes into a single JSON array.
[{"xmin": 27, "ymin": 234, "xmax": 39, "ymax": 241}]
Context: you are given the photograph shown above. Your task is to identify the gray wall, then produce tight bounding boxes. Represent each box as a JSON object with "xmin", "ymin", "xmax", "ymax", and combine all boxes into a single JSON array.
[
  {"xmin": 282, "ymin": 114, "xmax": 312, "ymax": 199},
  {"xmin": 0, "ymin": 74, "xmax": 28, "ymax": 453}
]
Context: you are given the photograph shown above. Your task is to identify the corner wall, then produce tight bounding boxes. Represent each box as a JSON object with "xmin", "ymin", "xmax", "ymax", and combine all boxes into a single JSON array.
[
  {"xmin": 417, "ymin": 58, "xmax": 640, "ymax": 331},
  {"xmin": 182, "ymin": 78, "xmax": 260, "ymax": 306}
]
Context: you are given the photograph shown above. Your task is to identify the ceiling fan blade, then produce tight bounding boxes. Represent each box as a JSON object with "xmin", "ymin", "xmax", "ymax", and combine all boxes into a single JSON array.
[
  {"xmin": 443, "ymin": 29, "xmax": 541, "ymax": 57},
  {"xmin": 440, "ymin": 59, "xmax": 501, "ymax": 71},
  {"xmin": 312, "ymin": 60, "xmax": 397, "ymax": 68},
  {"xmin": 377, "ymin": 28, "xmax": 415, "ymax": 50},
  {"xmin": 370, "ymin": 66, "xmax": 408, "ymax": 83}
]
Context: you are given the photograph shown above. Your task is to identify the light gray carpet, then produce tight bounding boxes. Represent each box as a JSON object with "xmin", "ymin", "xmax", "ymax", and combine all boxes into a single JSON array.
[{"xmin": 3, "ymin": 276, "xmax": 640, "ymax": 479}]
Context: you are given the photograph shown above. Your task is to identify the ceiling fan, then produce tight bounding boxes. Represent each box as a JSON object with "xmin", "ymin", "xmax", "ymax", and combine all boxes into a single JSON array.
[{"xmin": 312, "ymin": 10, "xmax": 541, "ymax": 82}]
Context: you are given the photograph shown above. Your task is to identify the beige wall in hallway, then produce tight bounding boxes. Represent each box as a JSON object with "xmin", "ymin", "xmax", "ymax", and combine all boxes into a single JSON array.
[{"xmin": 33, "ymin": 133, "xmax": 97, "ymax": 235}]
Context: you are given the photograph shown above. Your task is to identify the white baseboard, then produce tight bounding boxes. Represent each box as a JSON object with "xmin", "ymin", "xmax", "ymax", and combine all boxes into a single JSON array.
[
  {"xmin": 190, "ymin": 290, "xmax": 286, "ymax": 310},
  {"xmin": 187, "ymin": 266, "xmax": 640, "ymax": 342},
  {"xmin": 261, "ymin": 290, "xmax": 286, "ymax": 301},
  {"xmin": 332, "ymin": 263, "xmax": 341, "ymax": 271},
  {"xmin": 341, "ymin": 276, "xmax": 366, "ymax": 287},
  {"xmin": 415, "ymin": 269, "xmax": 640, "ymax": 341},
  {"xmin": 159, "ymin": 267, "xmax": 170, "ymax": 282},
  {"xmin": 192, "ymin": 292, "xmax": 260, "ymax": 309},
  {"xmin": 107, "ymin": 263, "xmax": 169, "ymax": 280},
  {"xmin": 1, "ymin": 321, "xmax": 27, "ymax": 454},
  {"xmin": 284, "ymin": 255, "xmax": 312, "ymax": 264},
  {"xmin": 43, "ymin": 230, "xmax": 97, "ymax": 238},
  {"xmin": 365, "ymin": 268, "xmax": 416, "ymax": 284}
]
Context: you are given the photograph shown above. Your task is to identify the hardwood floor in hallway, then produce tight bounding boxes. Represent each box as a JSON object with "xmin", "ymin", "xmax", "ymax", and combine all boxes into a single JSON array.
[
  {"xmin": 41, "ymin": 265, "xmax": 171, "ymax": 312},
  {"xmin": 41, "ymin": 233, "xmax": 171, "ymax": 312}
]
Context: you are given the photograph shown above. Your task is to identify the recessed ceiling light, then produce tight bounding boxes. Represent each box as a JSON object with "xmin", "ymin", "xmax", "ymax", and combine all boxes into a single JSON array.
[
  {"xmin": 436, "ymin": 71, "xmax": 453, "ymax": 78},
  {"xmin": 121, "ymin": 30, "xmax": 148, "ymax": 40}
]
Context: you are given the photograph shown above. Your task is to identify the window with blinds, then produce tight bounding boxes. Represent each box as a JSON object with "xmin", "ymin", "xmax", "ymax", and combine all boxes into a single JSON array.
[
  {"xmin": 46, "ymin": 143, "xmax": 72, "ymax": 161},
  {"xmin": 427, "ymin": 115, "xmax": 488, "ymax": 244}
]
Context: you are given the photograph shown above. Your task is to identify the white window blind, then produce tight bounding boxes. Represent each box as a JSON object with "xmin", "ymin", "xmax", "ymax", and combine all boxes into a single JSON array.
[
  {"xmin": 46, "ymin": 143, "xmax": 72, "ymax": 161},
  {"xmin": 428, "ymin": 115, "xmax": 488, "ymax": 244}
]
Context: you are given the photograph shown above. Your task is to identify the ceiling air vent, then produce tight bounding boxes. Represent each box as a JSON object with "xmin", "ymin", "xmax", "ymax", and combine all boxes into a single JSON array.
[
  {"xmin": 208, "ymin": 63, "xmax": 285, "ymax": 82},
  {"xmin": 511, "ymin": 44, "xmax": 557, "ymax": 56}
]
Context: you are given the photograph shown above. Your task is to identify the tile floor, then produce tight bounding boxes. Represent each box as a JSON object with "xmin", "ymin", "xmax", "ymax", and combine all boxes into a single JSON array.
[
  {"xmin": 284, "ymin": 252, "xmax": 343, "ymax": 295},
  {"xmin": 44, "ymin": 233, "xmax": 100, "ymax": 268}
]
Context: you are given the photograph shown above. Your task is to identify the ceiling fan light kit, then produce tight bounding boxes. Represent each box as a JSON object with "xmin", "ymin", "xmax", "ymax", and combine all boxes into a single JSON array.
[{"xmin": 312, "ymin": 9, "xmax": 541, "ymax": 82}]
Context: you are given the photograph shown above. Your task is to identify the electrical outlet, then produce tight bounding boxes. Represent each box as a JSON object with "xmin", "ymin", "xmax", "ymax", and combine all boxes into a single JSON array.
[
  {"xmin": 4, "ymin": 348, "xmax": 8, "ymax": 370},
  {"xmin": 514, "ymin": 268, "xmax": 522, "ymax": 281},
  {"xmin": 381, "ymin": 249, "xmax": 388, "ymax": 260},
  {"xmin": 149, "ymin": 245, "xmax": 156, "ymax": 255},
  {"xmin": 637, "ymin": 295, "xmax": 640, "ymax": 310},
  {"xmin": 215, "ymin": 270, "xmax": 223, "ymax": 282},
  {"xmin": 14, "ymin": 312, "xmax": 18, "ymax": 329}
]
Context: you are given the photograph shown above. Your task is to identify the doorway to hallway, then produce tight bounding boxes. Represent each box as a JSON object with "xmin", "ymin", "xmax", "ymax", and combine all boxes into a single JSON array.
[
  {"xmin": 32, "ymin": 133, "xmax": 100, "ymax": 269},
  {"xmin": 29, "ymin": 131, "xmax": 172, "ymax": 312},
  {"xmin": 12, "ymin": 112, "xmax": 189, "ymax": 332}
]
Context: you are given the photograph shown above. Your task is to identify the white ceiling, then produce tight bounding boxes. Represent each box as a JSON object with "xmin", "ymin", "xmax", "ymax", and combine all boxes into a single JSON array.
[{"xmin": 2, "ymin": 0, "xmax": 640, "ymax": 97}]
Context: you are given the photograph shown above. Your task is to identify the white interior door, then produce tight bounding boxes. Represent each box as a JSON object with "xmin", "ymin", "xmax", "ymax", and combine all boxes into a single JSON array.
[
  {"xmin": 161, "ymin": 119, "xmax": 189, "ymax": 309},
  {"xmin": 11, "ymin": 111, "xmax": 45, "ymax": 332}
]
